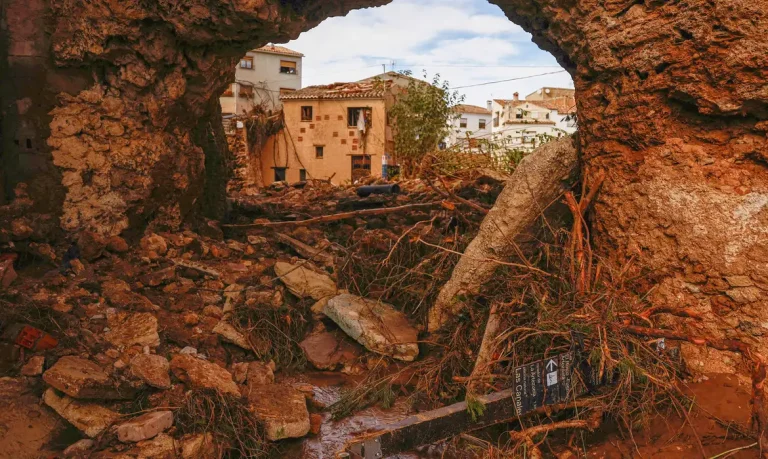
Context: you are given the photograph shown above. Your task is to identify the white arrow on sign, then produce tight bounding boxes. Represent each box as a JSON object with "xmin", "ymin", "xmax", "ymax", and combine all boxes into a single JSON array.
[{"xmin": 546, "ymin": 359, "xmax": 558, "ymax": 372}]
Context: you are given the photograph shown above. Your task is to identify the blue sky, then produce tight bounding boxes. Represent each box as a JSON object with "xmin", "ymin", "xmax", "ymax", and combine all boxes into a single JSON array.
[{"xmin": 282, "ymin": 0, "xmax": 573, "ymax": 107}]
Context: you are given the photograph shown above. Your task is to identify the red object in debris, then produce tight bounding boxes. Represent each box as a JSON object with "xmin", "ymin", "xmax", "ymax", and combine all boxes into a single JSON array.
[{"xmin": 8, "ymin": 324, "xmax": 58, "ymax": 351}]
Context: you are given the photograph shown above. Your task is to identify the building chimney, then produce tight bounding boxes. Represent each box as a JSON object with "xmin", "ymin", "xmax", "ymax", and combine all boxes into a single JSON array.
[
  {"xmin": 513, "ymin": 92, "xmax": 519, "ymax": 101},
  {"xmin": 487, "ymin": 100, "xmax": 493, "ymax": 112}
]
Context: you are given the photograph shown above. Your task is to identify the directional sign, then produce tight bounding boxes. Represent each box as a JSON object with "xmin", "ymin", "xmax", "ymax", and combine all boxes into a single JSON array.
[
  {"xmin": 346, "ymin": 349, "xmax": 582, "ymax": 459},
  {"xmin": 513, "ymin": 350, "xmax": 578, "ymax": 415}
]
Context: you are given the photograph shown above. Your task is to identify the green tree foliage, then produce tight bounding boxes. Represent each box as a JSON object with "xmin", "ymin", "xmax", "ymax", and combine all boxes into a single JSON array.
[{"xmin": 389, "ymin": 71, "xmax": 464, "ymax": 177}]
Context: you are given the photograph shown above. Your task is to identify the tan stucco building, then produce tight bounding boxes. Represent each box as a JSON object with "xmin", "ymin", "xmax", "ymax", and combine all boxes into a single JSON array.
[{"xmin": 260, "ymin": 80, "xmax": 397, "ymax": 185}]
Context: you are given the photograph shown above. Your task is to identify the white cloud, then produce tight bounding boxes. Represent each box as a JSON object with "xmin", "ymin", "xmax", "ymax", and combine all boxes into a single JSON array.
[{"xmin": 278, "ymin": 0, "xmax": 574, "ymax": 106}]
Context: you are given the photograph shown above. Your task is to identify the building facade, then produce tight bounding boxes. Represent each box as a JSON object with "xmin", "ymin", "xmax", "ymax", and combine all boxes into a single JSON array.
[
  {"xmin": 447, "ymin": 104, "xmax": 492, "ymax": 148},
  {"xmin": 259, "ymin": 80, "xmax": 397, "ymax": 185},
  {"xmin": 488, "ymin": 89, "xmax": 577, "ymax": 151},
  {"xmin": 220, "ymin": 45, "xmax": 303, "ymax": 116}
]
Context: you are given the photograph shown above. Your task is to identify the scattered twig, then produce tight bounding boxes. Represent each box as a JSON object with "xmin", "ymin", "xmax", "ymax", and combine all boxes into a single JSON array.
[{"xmin": 223, "ymin": 202, "xmax": 443, "ymax": 228}]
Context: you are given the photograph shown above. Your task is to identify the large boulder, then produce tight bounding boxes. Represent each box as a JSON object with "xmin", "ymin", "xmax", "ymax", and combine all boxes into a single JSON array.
[
  {"xmin": 247, "ymin": 384, "xmax": 310, "ymax": 441},
  {"xmin": 43, "ymin": 356, "xmax": 134, "ymax": 399},
  {"xmin": 324, "ymin": 294, "xmax": 419, "ymax": 362},
  {"xmin": 43, "ymin": 388, "xmax": 120, "ymax": 438},
  {"xmin": 274, "ymin": 261, "xmax": 336, "ymax": 300},
  {"xmin": 105, "ymin": 312, "xmax": 160, "ymax": 348},
  {"xmin": 170, "ymin": 354, "xmax": 239, "ymax": 396}
]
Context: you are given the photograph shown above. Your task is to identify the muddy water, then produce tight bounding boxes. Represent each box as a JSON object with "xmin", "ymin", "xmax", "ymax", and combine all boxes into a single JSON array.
[{"xmin": 279, "ymin": 372, "xmax": 421, "ymax": 459}]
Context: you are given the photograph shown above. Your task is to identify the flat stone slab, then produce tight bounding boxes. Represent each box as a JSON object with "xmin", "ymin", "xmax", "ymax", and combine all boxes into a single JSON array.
[
  {"xmin": 213, "ymin": 321, "xmax": 250, "ymax": 350},
  {"xmin": 43, "ymin": 388, "xmax": 120, "ymax": 438},
  {"xmin": 324, "ymin": 294, "xmax": 419, "ymax": 362},
  {"xmin": 299, "ymin": 330, "xmax": 362, "ymax": 370},
  {"xmin": 105, "ymin": 312, "xmax": 160, "ymax": 348},
  {"xmin": 170, "ymin": 354, "xmax": 239, "ymax": 396},
  {"xmin": 116, "ymin": 411, "xmax": 173, "ymax": 443},
  {"xmin": 43, "ymin": 356, "xmax": 134, "ymax": 399},
  {"xmin": 247, "ymin": 384, "xmax": 310, "ymax": 441},
  {"xmin": 274, "ymin": 261, "xmax": 336, "ymax": 300},
  {"xmin": 129, "ymin": 355, "xmax": 171, "ymax": 390}
]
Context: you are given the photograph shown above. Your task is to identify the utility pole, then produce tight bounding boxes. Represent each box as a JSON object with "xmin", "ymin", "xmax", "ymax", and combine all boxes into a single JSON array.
[
  {"xmin": 391, "ymin": 60, "xmax": 396, "ymax": 72},
  {"xmin": 382, "ymin": 63, "xmax": 386, "ymax": 74}
]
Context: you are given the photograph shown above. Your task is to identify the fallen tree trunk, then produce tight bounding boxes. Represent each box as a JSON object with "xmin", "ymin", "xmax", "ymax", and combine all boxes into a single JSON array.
[{"xmin": 428, "ymin": 137, "xmax": 579, "ymax": 332}]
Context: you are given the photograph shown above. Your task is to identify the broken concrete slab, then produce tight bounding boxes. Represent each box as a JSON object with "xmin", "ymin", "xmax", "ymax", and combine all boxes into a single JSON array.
[
  {"xmin": 274, "ymin": 261, "xmax": 336, "ymax": 300},
  {"xmin": 105, "ymin": 312, "xmax": 160, "ymax": 348},
  {"xmin": 299, "ymin": 330, "xmax": 362, "ymax": 370},
  {"xmin": 43, "ymin": 388, "xmax": 120, "ymax": 438},
  {"xmin": 116, "ymin": 411, "xmax": 173, "ymax": 442},
  {"xmin": 170, "ymin": 354, "xmax": 239, "ymax": 396},
  {"xmin": 129, "ymin": 354, "xmax": 171, "ymax": 390},
  {"xmin": 43, "ymin": 356, "xmax": 134, "ymax": 399},
  {"xmin": 247, "ymin": 384, "xmax": 310, "ymax": 441},
  {"xmin": 324, "ymin": 294, "xmax": 419, "ymax": 362}
]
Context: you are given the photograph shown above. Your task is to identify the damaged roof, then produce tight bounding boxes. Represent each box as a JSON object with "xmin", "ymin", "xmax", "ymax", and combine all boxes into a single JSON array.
[
  {"xmin": 253, "ymin": 44, "xmax": 304, "ymax": 58},
  {"xmin": 453, "ymin": 104, "xmax": 492, "ymax": 115},
  {"xmin": 494, "ymin": 98, "xmax": 576, "ymax": 114},
  {"xmin": 280, "ymin": 80, "xmax": 393, "ymax": 101}
]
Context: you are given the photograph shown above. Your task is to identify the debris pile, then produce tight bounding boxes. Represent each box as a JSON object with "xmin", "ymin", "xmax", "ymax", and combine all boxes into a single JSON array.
[{"xmin": 0, "ymin": 171, "xmax": 505, "ymax": 457}]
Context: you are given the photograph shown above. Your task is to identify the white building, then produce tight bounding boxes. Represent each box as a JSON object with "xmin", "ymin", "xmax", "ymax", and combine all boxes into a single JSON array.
[
  {"xmin": 220, "ymin": 44, "xmax": 304, "ymax": 116},
  {"xmin": 488, "ymin": 90, "xmax": 577, "ymax": 151},
  {"xmin": 447, "ymin": 104, "xmax": 493, "ymax": 148}
]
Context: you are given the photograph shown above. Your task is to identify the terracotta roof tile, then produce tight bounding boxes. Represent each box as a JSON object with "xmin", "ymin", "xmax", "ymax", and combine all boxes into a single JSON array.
[
  {"xmin": 253, "ymin": 45, "xmax": 304, "ymax": 58},
  {"xmin": 280, "ymin": 80, "xmax": 392, "ymax": 101},
  {"xmin": 453, "ymin": 104, "xmax": 491, "ymax": 115}
]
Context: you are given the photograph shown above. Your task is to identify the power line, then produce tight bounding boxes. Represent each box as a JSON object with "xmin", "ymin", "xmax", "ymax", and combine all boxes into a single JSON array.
[{"xmin": 449, "ymin": 70, "xmax": 568, "ymax": 90}]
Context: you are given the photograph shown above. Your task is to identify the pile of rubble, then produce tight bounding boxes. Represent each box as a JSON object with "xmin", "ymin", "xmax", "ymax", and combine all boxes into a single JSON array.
[{"xmin": 0, "ymin": 173, "xmax": 505, "ymax": 457}]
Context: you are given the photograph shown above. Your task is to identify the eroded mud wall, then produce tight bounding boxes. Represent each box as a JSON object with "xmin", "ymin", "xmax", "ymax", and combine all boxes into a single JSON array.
[{"xmin": 1, "ymin": 0, "xmax": 767, "ymax": 364}]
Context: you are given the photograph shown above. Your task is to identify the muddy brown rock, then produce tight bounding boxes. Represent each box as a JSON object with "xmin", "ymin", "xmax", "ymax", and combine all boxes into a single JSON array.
[
  {"xmin": 43, "ymin": 356, "xmax": 134, "ymax": 399},
  {"xmin": 20, "ymin": 356, "xmax": 45, "ymax": 376},
  {"xmin": 129, "ymin": 354, "xmax": 171, "ymax": 390},
  {"xmin": 116, "ymin": 411, "xmax": 173, "ymax": 443},
  {"xmin": 299, "ymin": 330, "xmax": 362, "ymax": 371},
  {"xmin": 43, "ymin": 388, "xmax": 120, "ymax": 437},
  {"xmin": 169, "ymin": 354, "xmax": 239, "ymax": 396},
  {"xmin": 105, "ymin": 312, "xmax": 160, "ymax": 348},
  {"xmin": 247, "ymin": 384, "xmax": 310, "ymax": 441}
]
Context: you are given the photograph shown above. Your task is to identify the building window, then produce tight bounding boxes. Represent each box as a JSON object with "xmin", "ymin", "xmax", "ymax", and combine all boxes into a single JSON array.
[
  {"xmin": 315, "ymin": 146, "xmax": 324, "ymax": 159},
  {"xmin": 516, "ymin": 109, "xmax": 524, "ymax": 119},
  {"xmin": 459, "ymin": 118, "xmax": 468, "ymax": 128},
  {"xmin": 299, "ymin": 169, "xmax": 306, "ymax": 181},
  {"xmin": 239, "ymin": 85, "xmax": 253, "ymax": 98},
  {"xmin": 280, "ymin": 60, "xmax": 297, "ymax": 74},
  {"xmin": 280, "ymin": 88, "xmax": 296, "ymax": 96},
  {"xmin": 348, "ymin": 107, "xmax": 365, "ymax": 127},
  {"xmin": 545, "ymin": 113, "xmax": 550, "ymax": 119},
  {"xmin": 493, "ymin": 116, "xmax": 499, "ymax": 128},
  {"xmin": 274, "ymin": 168, "xmax": 286, "ymax": 182},
  {"xmin": 222, "ymin": 83, "xmax": 235, "ymax": 97},
  {"xmin": 240, "ymin": 57, "xmax": 254, "ymax": 69},
  {"xmin": 479, "ymin": 119, "xmax": 487, "ymax": 129},
  {"xmin": 301, "ymin": 106, "xmax": 313, "ymax": 121}
]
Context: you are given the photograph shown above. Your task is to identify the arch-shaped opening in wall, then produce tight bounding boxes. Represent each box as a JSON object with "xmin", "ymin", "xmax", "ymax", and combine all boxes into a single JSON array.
[
  {"xmin": 1, "ymin": 3, "xmax": 767, "ymax": 455},
  {"xmin": 221, "ymin": 0, "xmax": 578, "ymax": 193}
]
